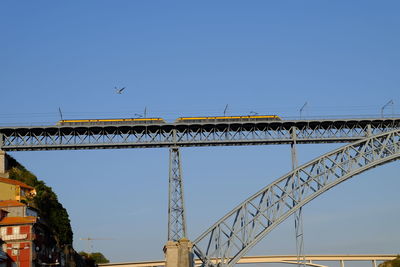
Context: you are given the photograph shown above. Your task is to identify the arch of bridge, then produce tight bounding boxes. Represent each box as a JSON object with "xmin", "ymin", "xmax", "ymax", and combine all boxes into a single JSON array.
[
  {"xmin": 279, "ymin": 261, "xmax": 327, "ymax": 267},
  {"xmin": 192, "ymin": 129, "xmax": 400, "ymax": 267}
]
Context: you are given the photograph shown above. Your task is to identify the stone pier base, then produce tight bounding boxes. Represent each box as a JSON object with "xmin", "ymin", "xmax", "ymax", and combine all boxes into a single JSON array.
[{"xmin": 164, "ymin": 238, "xmax": 193, "ymax": 267}]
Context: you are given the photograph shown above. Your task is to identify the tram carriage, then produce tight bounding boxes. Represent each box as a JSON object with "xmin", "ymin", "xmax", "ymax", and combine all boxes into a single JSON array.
[
  {"xmin": 175, "ymin": 115, "xmax": 281, "ymax": 123},
  {"xmin": 56, "ymin": 118, "xmax": 166, "ymax": 126},
  {"xmin": 56, "ymin": 115, "xmax": 281, "ymax": 126}
]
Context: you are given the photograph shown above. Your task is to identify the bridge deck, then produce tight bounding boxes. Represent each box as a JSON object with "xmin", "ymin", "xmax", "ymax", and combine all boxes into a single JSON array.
[{"xmin": 1, "ymin": 118, "xmax": 399, "ymax": 150}]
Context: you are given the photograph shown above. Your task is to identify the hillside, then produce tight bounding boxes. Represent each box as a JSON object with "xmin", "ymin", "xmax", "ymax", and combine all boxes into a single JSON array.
[
  {"xmin": 380, "ymin": 256, "xmax": 400, "ymax": 267},
  {"xmin": 6, "ymin": 154, "xmax": 73, "ymax": 246}
]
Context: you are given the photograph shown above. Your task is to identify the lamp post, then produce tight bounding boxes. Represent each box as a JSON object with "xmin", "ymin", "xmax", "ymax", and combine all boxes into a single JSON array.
[{"xmin": 381, "ymin": 99, "xmax": 394, "ymax": 118}]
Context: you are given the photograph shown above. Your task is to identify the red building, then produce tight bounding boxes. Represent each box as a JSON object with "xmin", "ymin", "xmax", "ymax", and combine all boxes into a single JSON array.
[
  {"xmin": 0, "ymin": 203, "xmax": 60, "ymax": 267},
  {"xmin": 0, "ymin": 216, "xmax": 36, "ymax": 267}
]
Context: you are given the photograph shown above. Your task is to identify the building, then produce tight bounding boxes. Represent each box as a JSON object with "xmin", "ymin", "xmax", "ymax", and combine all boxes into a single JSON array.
[
  {"xmin": 0, "ymin": 194, "xmax": 59, "ymax": 266},
  {"xmin": 0, "ymin": 178, "xmax": 36, "ymax": 202},
  {"xmin": 0, "ymin": 201, "xmax": 38, "ymax": 218},
  {"xmin": 0, "ymin": 216, "xmax": 36, "ymax": 267},
  {"xmin": 0, "ymin": 214, "xmax": 60, "ymax": 267}
]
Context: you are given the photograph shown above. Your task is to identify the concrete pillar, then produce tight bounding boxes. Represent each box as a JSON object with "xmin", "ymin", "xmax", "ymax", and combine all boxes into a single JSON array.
[
  {"xmin": 0, "ymin": 150, "xmax": 8, "ymax": 178},
  {"xmin": 164, "ymin": 238, "xmax": 193, "ymax": 267},
  {"xmin": 340, "ymin": 260, "xmax": 345, "ymax": 267}
]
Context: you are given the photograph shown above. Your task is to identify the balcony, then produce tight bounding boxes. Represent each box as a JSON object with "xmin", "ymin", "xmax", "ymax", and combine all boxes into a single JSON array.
[{"xmin": 1, "ymin": 233, "xmax": 28, "ymax": 241}]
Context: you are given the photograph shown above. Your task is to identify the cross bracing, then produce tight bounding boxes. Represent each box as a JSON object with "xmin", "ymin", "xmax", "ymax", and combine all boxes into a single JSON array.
[
  {"xmin": 168, "ymin": 147, "xmax": 187, "ymax": 241},
  {"xmin": 0, "ymin": 118, "xmax": 399, "ymax": 150},
  {"xmin": 192, "ymin": 129, "xmax": 400, "ymax": 267}
]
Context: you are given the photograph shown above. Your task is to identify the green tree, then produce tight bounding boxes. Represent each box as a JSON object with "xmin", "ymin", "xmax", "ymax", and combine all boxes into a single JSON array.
[
  {"xmin": 90, "ymin": 252, "xmax": 110, "ymax": 264},
  {"xmin": 379, "ymin": 256, "xmax": 400, "ymax": 267},
  {"xmin": 79, "ymin": 251, "xmax": 89, "ymax": 258},
  {"xmin": 79, "ymin": 251, "xmax": 110, "ymax": 264},
  {"xmin": 6, "ymin": 155, "xmax": 73, "ymax": 246}
]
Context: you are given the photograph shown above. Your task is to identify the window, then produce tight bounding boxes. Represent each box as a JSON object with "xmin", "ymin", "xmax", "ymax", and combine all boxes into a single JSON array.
[
  {"xmin": 11, "ymin": 245, "xmax": 19, "ymax": 256},
  {"xmin": 13, "ymin": 227, "xmax": 19, "ymax": 235},
  {"xmin": 0, "ymin": 227, "xmax": 6, "ymax": 237}
]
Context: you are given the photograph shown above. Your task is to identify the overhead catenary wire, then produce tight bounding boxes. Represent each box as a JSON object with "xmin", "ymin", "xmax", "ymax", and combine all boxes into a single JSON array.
[{"xmin": 0, "ymin": 103, "xmax": 399, "ymax": 126}]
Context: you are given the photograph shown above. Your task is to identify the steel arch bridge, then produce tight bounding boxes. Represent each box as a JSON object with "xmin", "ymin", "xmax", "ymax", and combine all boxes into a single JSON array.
[
  {"xmin": 192, "ymin": 129, "xmax": 400, "ymax": 267},
  {"xmin": 1, "ymin": 118, "xmax": 399, "ymax": 267}
]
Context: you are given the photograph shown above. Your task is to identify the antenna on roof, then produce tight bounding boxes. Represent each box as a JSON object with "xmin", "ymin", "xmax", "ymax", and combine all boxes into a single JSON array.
[
  {"xmin": 223, "ymin": 104, "xmax": 229, "ymax": 116},
  {"xmin": 381, "ymin": 99, "xmax": 394, "ymax": 118},
  {"xmin": 299, "ymin": 102, "xmax": 308, "ymax": 119},
  {"xmin": 144, "ymin": 107, "xmax": 147, "ymax": 118},
  {"xmin": 58, "ymin": 107, "xmax": 64, "ymax": 121}
]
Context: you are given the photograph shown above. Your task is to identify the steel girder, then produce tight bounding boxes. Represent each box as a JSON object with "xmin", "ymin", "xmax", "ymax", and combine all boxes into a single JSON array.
[
  {"xmin": 168, "ymin": 147, "xmax": 187, "ymax": 241},
  {"xmin": 192, "ymin": 129, "xmax": 400, "ymax": 267},
  {"xmin": 0, "ymin": 119, "xmax": 399, "ymax": 150}
]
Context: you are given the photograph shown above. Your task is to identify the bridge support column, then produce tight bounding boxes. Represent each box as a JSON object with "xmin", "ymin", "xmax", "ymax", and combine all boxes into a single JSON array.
[
  {"xmin": 0, "ymin": 150, "xmax": 9, "ymax": 178},
  {"xmin": 164, "ymin": 238, "xmax": 193, "ymax": 267},
  {"xmin": 291, "ymin": 127, "xmax": 305, "ymax": 267},
  {"xmin": 168, "ymin": 147, "xmax": 187, "ymax": 241}
]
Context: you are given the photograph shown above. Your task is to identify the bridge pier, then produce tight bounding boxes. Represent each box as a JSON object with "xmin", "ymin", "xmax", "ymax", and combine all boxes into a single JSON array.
[
  {"xmin": 0, "ymin": 150, "xmax": 9, "ymax": 178},
  {"xmin": 165, "ymin": 147, "xmax": 193, "ymax": 267},
  {"xmin": 290, "ymin": 126, "xmax": 306, "ymax": 267},
  {"xmin": 168, "ymin": 147, "xmax": 187, "ymax": 241},
  {"xmin": 164, "ymin": 238, "xmax": 193, "ymax": 267}
]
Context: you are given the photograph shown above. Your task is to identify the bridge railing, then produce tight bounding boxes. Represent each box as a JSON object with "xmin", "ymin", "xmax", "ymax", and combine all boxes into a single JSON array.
[{"xmin": 1, "ymin": 118, "xmax": 400, "ymax": 150}]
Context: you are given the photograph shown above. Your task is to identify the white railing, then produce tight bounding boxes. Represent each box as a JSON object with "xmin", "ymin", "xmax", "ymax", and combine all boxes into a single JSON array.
[{"xmin": 1, "ymin": 233, "xmax": 28, "ymax": 241}]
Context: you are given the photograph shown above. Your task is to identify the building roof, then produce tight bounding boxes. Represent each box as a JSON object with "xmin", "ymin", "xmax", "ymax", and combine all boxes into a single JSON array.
[
  {"xmin": 0, "ymin": 178, "xmax": 34, "ymax": 190},
  {"xmin": 0, "ymin": 216, "xmax": 37, "ymax": 225},
  {"xmin": 0, "ymin": 209, "xmax": 9, "ymax": 214},
  {"xmin": 0, "ymin": 200, "xmax": 26, "ymax": 208}
]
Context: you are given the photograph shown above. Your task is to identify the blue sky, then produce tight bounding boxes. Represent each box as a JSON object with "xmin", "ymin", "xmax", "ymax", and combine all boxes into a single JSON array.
[{"xmin": 1, "ymin": 1, "xmax": 399, "ymax": 266}]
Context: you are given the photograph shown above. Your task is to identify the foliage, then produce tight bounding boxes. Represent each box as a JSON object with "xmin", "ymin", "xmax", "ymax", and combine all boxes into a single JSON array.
[
  {"xmin": 79, "ymin": 251, "xmax": 89, "ymax": 258},
  {"xmin": 90, "ymin": 252, "xmax": 110, "ymax": 264},
  {"xmin": 380, "ymin": 256, "xmax": 400, "ymax": 267},
  {"xmin": 6, "ymin": 154, "xmax": 73, "ymax": 246},
  {"xmin": 79, "ymin": 251, "xmax": 110, "ymax": 264}
]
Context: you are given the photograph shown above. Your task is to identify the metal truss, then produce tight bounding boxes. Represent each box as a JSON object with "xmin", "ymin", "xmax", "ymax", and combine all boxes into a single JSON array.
[
  {"xmin": 168, "ymin": 147, "xmax": 187, "ymax": 241},
  {"xmin": 192, "ymin": 129, "xmax": 400, "ymax": 267},
  {"xmin": 290, "ymin": 130, "xmax": 306, "ymax": 267},
  {"xmin": 0, "ymin": 118, "xmax": 399, "ymax": 150}
]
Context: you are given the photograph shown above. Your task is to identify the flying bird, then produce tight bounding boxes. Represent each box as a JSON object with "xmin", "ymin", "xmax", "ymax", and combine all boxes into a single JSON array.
[{"xmin": 114, "ymin": 87, "xmax": 126, "ymax": 94}]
